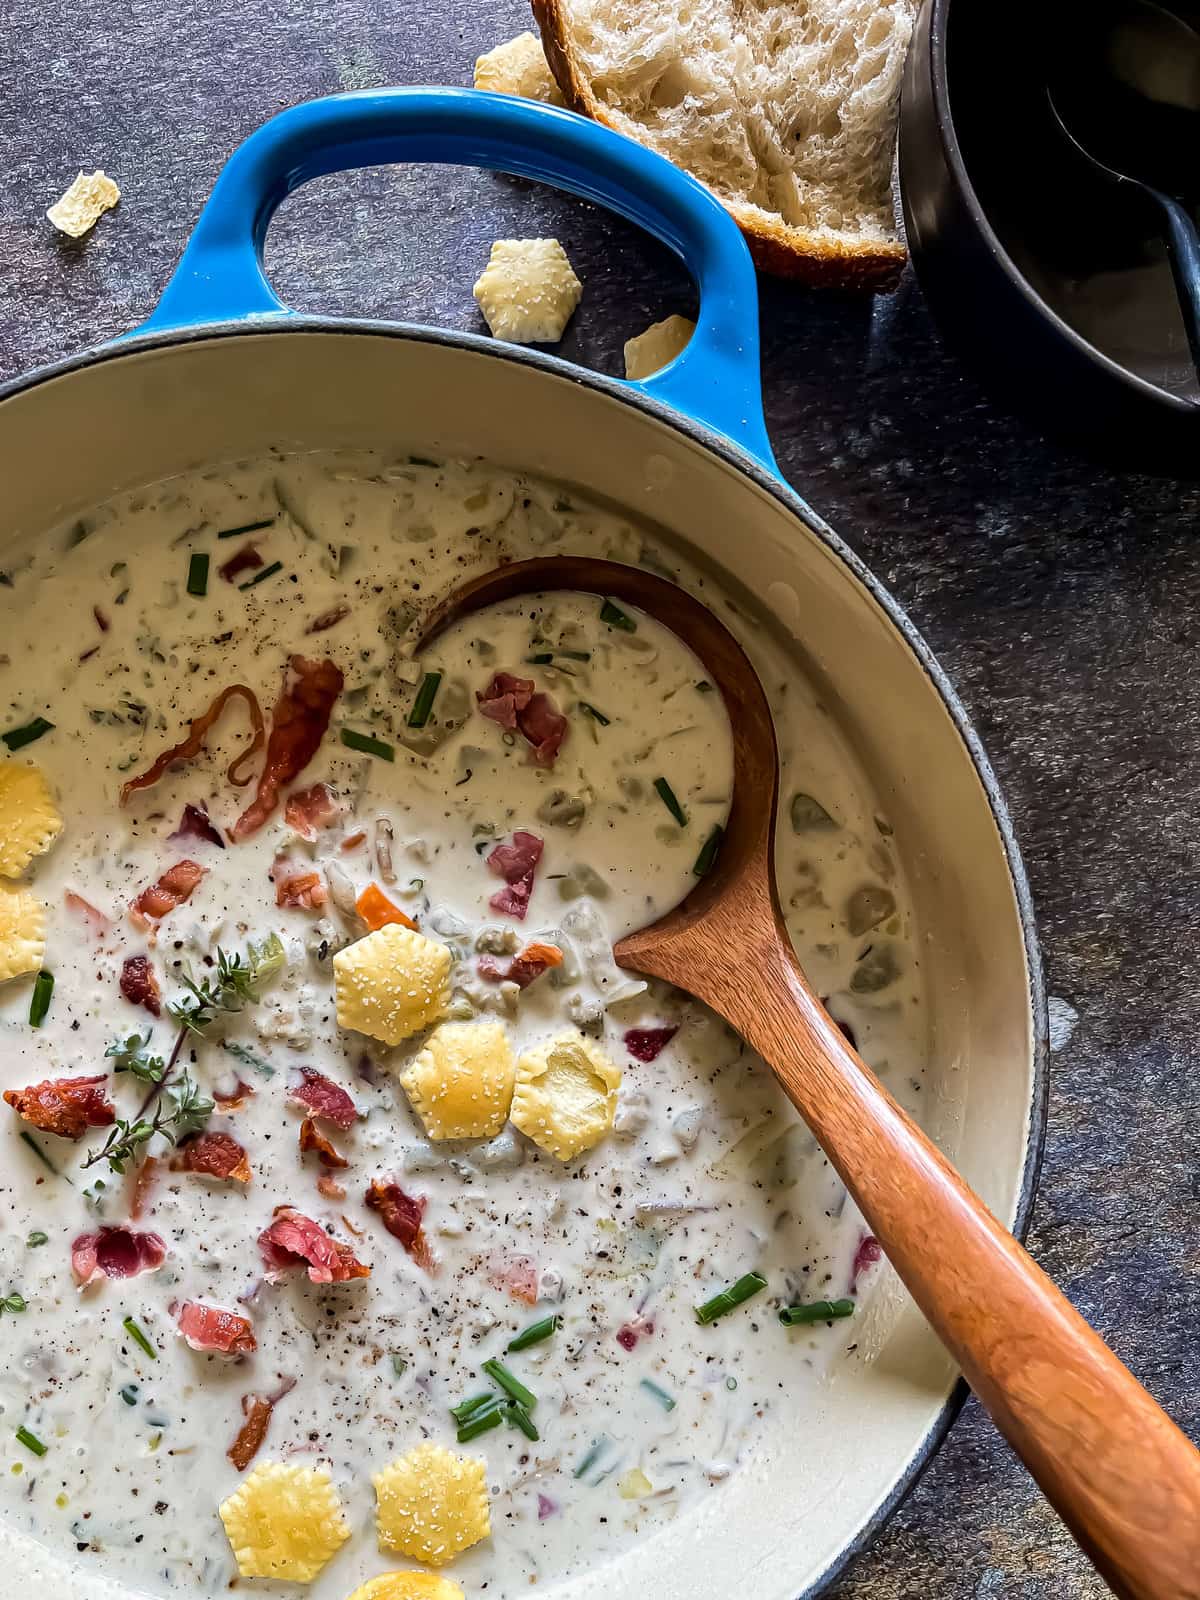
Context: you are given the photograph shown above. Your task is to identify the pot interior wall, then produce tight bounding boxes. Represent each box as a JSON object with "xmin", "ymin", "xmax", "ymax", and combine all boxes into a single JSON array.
[{"xmin": 0, "ymin": 328, "xmax": 1040, "ymax": 1600}]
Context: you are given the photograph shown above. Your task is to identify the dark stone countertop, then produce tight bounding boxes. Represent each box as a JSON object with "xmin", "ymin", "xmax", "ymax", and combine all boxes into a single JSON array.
[{"xmin": 2, "ymin": 3, "xmax": 1196, "ymax": 1595}]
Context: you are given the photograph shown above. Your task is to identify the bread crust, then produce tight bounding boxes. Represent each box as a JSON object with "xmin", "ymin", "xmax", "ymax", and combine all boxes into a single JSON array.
[{"xmin": 533, "ymin": 0, "xmax": 907, "ymax": 291}]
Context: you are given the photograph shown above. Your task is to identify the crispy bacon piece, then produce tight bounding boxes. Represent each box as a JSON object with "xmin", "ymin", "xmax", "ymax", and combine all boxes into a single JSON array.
[
  {"xmin": 477, "ymin": 671, "xmax": 567, "ymax": 767},
  {"xmin": 299, "ymin": 1117, "xmax": 348, "ymax": 1169},
  {"xmin": 175, "ymin": 1130, "xmax": 252, "ymax": 1183},
  {"xmin": 120, "ymin": 683, "xmax": 266, "ymax": 803},
  {"xmin": 218, "ymin": 542, "xmax": 264, "ymax": 584},
  {"xmin": 177, "ymin": 1299, "xmax": 258, "ymax": 1358},
  {"xmin": 231, "ymin": 656, "xmax": 344, "ymax": 841},
  {"xmin": 72, "ymin": 1226, "xmax": 166, "ymax": 1286},
  {"xmin": 851, "ymin": 1233, "xmax": 882, "ymax": 1291},
  {"xmin": 355, "ymin": 882, "xmax": 416, "ymax": 932},
  {"xmin": 168, "ymin": 802, "xmax": 225, "ymax": 849},
  {"xmin": 258, "ymin": 1206, "xmax": 370, "ymax": 1284},
  {"xmin": 480, "ymin": 940, "xmax": 563, "ymax": 989},
  {"xmin": 486, "ymin": 830, "xmax": 544, "ymax": 920},
  {"xmin": 227, "ymin": 1376, "xmax": 296, "ymax": 1469},
  {"xmin": 283, "ymin": 781, "xmax": 341, "ymax": 840},
  {"xmin": 488, "ymin": 1252, "xmax": 538, "ymax": 1305},
  {"xmin": 366, "ymin": 1179, "xmax": 435, "ymax": 1274},
  {"xmin": 623, "ymin": 1025, "xmax": 679, "ymax": 1063},
  {"xmin": 5, "ymin": 1074, "xmax": 115, "ymax": 1140},
  {"xmin": 129, "ymin": 859, "xmax": 206, "ymax": 927},
  {"xmin": 65, "ymin": 890, "xmax": 110, "ymax": 937},
  {"xmin": 288, "ymin": 1067, "xmax": 358, "ymax": 1130},
  {"xmin": 228, "ymin": 1395, "xmax": 272, "ymax": 1470},
  {"xmin": 306, "ymin": 603, "xmax": 350, "ymax": 635},
  {"xmin": 520, "ymin": 691, "xmax": 568, "ymax": 766},
  {"xmin": 129, "ymin": 1155, "xmax": 160, "ymax": 1221},
  {"xmin": 213, "ymin": 1077, "xmax": 255, "ymax": 1109},
  {"xmin": 317, "ymin": 1174, "xmax": 347, "ymax": 1201},
  {"xmin": 178, "ymin": 1301, "xmax": 256, "ymax": 1358},
  {"xmin": 476, "ymin": 670, "xmax": 534, "ymax": 730},
  {"xmin": 120, "ymin": 953, "xmax": 162, "ymax": 1016},
  {"xmin": 272, "ymin": 858, "xmax": 328, "ymax": 910}
]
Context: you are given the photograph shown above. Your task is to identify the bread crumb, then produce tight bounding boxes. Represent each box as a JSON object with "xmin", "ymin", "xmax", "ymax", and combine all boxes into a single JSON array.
[
  {"xmin": 474, "ymin": 32, "xmax": 564, "ymax": 104},
  {"xmin": 46, "ymin": 171, "xmax": 120, "ymax": 238},
  {"xmin": 473, "ymin": 239, "xmax": 582, "ymax": 344},
  {"xmin": 623, "ymin": 314, "xmax": 696, "ymax": 379}
]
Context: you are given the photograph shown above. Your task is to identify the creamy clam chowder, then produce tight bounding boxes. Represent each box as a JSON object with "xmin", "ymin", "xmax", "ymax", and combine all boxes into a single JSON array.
[{"xmin": 0, "ymin": 451, "xmax": 926, "ymax": 1599}]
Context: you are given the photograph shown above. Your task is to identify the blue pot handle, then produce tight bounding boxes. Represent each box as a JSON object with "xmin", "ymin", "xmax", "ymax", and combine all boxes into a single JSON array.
[{"xmin": 141, "ymin": 87, "xmax": 775, "ymax": 470}]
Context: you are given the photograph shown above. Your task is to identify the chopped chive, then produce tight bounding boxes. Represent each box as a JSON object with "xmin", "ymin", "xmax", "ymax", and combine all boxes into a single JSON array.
[
  {"xmin": 525, "ymin": 653, "xmax": 554, "ymax": 665},
  {"xmin": 639, "ymin": 1378, "xmax": 676, "ymax": 1412},
  {"xmin": 340, "ymin": 727, "xmax": 395, "ymax": 762},
  {"xmin": 579, "ymin": 701, "xmax": 610, "ymax": 727},
  {"xmin": 600, "ymin": 599, "xmax": 636, "ymax": 632},
  {"xmin": 119, "ymin": 1383, "xmax": 140, "ymax": 1407},
  {"xmin": 695, "ymin": 1272, "xmax": 767, "ymax": 1325},
  {"xmin": 573, "ymin": 1437, "xmax": 609, "ymax": 1479},
  {"xmin": 28, "ymin": 971, "xmax": 54, "ymax": 1028},
  {"xmin": 450, "ymin": 1390, "xmax": 496, "ymax": 1423},
  {"xmin": 695, "ymin": 679, "xmax": 714, "ymax": 693},
  {"xmin": 692, "ymin": 824, "xmax": 723, "ymax": 878},
  {"xmin": 217, "ymin": 518, "xmax": 275, "ymax": 540},
  {"xmin": 123, "ymin": 1316, "xmax": 157, "ymax": 1360},
  {"xmin": 19, "ymin": 1130, "xmax": 60, "ymax": 1176},
  {"xmin": 556, "ymin": 649, "xmax": 591, "ymax": 661},
  {"xmin": 507, "ymin": 1314, "xmax": 561, "ymax": 1353},
  {"xmin": 408, "ymin": 672, "xmax": 443, "ymax": 729},
  {"xmin": 481, "ymin": 1358, "xmax": 536, "ymax": 1410},
  {"xmin": 2, "ymin": 718, "xmax": 54, "ymax": 752},
  {"xmin": 504, "ymin": 1400, "xmax": 539, "ymax": 1441},
  {"xmin": 457, "ymin": 1403, "xmax": 504, "ymax": 1443},
  {"xmin": 654, "ymin": 777, "xmax": 687, "ymax": 828},
  {"xmin": 15, "ymin": 1426, "xmax": 46, "ymax": 1457},
  {"xmin": 25, "ymin": 1232, "xmax": 48, "ymax": 1248},
  {"xmin": 220, "ymin": 1039, "xmax": 276, "ymax": 1078},
  {"xmin": 186, "ymin": 552, "xmax": 209, "ymax": 597},
  {"xmin": 779, "ymin": 1298, "xmax": 855, "ymax": 1327},
  {"xmin": 390, "ymin": 1354, "xmax": 409, "ymax": 1378},
  {"xmin": 239, "ymin": 559, "xmax": 283, "ymax": 591}
]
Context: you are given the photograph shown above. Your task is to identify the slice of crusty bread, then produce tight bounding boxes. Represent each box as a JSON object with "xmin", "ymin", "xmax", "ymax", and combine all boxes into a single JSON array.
[{"xmin": 532, "ymin": 0, "xmax": 914, "ymax": 289}]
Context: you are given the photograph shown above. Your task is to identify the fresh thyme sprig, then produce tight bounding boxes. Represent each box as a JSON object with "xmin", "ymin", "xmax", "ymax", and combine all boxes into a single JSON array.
[
  {"xmin": 83, "ymin": 1073, "xmax": 214, "ymax": 1174},
  {"xmin": 87, "ymin": 936, "xmax": 284, "ymax": 1174},
  {"xmin": 168, "ymin": 934, "xmax": 286, "ymax": 1035},
  {"xmin": 105, "ymin": 1032, "xmax": 166, "ymax": 1084}
]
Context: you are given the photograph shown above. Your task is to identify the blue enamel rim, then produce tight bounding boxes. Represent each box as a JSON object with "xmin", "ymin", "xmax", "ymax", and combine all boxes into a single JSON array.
[{"xmin": 0, "ymin": 87, "xmax": 1048, "ymax": 1595}]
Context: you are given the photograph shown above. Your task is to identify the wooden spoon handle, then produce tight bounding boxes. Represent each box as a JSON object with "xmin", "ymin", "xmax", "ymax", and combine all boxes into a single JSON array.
[{"xmin": 722, "ymin": 943, "xmax": 1200, "ymax": 1600}]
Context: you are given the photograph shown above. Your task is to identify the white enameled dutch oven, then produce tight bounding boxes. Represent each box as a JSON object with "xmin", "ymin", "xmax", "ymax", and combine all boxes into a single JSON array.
[{"xmin": 0, "ymin": 88, "xmax": 1046, "ymax": 1600}]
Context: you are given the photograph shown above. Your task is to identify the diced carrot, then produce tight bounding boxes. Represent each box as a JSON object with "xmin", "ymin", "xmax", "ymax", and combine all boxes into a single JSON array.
[
  {"xmin": 355, "ymin": 883, "xmax": 417, "ymax": 932},
  {"xmin": 518, "ymin": 941, "xmax": 563, "ymax": 968}
]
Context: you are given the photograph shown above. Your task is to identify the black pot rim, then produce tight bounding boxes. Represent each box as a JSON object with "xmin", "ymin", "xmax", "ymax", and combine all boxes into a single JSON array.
[
  {"xmin": 919, "ymin": 0, "xmax": 1198, "ymax": 418},
  {"xmin": 0, "ymin": 314, "xmax": 1051, "ymax": 1598}
]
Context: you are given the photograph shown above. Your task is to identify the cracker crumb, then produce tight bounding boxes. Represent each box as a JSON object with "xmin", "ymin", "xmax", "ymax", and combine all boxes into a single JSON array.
[{"xmin": 47, "ymin": 171, "xmax": 120, "ymax": 238}]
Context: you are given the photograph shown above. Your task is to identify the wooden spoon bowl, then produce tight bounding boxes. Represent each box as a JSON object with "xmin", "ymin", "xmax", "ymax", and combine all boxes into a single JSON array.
[{"xmin": 420, "ymin": 556, "xmax": 1200, "ymax": 1600}]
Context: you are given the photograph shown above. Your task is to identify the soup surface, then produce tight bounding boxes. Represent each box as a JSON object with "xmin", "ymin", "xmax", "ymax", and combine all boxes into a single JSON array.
[{"xmin": 0, "ymin": 452, "xmax": 926, "ymax": 1597}]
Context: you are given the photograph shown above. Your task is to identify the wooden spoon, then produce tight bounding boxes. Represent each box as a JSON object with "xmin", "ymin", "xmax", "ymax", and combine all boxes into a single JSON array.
[{"xmin": 419, "ymin": 556, "xmax": 1200, "ymax": 1600}]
